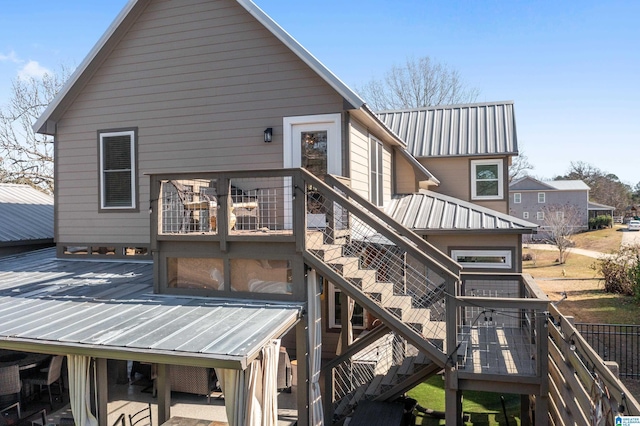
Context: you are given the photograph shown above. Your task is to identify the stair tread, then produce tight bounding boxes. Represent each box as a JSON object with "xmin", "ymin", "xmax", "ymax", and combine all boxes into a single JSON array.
[{"xmin": 364, "ymin": 374, "xmax": 385, "ymax": 396}]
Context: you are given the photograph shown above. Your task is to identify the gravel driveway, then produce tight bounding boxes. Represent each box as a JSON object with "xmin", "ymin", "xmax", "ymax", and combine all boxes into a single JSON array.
[{"xmin": 621, "ymin": 227, "xmax": 640, "ymax": 246}]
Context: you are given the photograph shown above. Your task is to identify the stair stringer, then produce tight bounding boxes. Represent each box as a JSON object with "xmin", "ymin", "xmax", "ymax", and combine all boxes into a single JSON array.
[{"xmin": 303, "ymin": 251, "xmax": 448, "ymax": 367}]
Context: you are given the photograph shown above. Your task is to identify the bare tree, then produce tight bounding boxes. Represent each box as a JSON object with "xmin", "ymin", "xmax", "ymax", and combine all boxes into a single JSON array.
[
  {"xmin": 541, "ymin": 204, "xmax": 584, "ymax": 264},
  {"xmin": 509, "ymin": 150, "xmax": 534, "ymax": 182},
  {"xmin": 356, "ymin": 56, "xmax": 479, "ymax": 110},
  {"xmin": 0, "ymin": 66, "xmax": 71, "ymax": 194}
]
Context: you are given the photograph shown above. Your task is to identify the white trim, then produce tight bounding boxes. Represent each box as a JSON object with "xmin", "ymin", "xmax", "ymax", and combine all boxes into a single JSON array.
[
  {"xmin": 451, "ymin": 249, "xmax": 512, "ymax": 270},
  {"xmin": 538, "ymin": 192, "xmax": 546, "ymax": 203},
  {"xmin": 283, "ymin": 113, "xmax": 341, "ymax": 172},
  {"xmin": 328, "ymin": 284, "xmax": 366, "ymax": 330},
  {"xmin": 283, "ymin": 114, "xmax": 341, "ymax": 229},
  {"xmin": 369, "ymin": 136, "xmax": 383, "ymax": 207},
  {"xmin": 99, "ymin": 130, "xmax": 136, "ymax": 209},
  {"xmin": 537, "ymin": 211, "xmax": 545, "ymax": 220},
  {"xmin": 471, "ymin": 159, "xmax": 503, "ymax": 200},
  {"xmin": 523, "ymin": 211, "xmax": 529, "ymax": 219},
  {"xmin": 513, "ymin": 193, "xmax": 521, "ymax": 203}
]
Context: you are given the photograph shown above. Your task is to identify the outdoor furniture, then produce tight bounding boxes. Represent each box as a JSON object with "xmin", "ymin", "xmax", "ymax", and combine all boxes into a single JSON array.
[
  {"xmin": 22, "ymin": 355, "xmax": 64, "ymax": 410},
  {"xmin": 0, "ymin": 365, "xmax": 21, "ymax": 419},
  {"xmin": 128, "ymin": 403, "xmax": 152, "ymax": 426},
  {"xmin": 169, "ymin": 366, "xmax": 216, "ymax": 402}
]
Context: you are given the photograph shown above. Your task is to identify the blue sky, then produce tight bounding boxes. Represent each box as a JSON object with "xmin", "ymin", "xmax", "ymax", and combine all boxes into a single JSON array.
[{"xmin": 1, "ymin": 0, "xmax": 638, "ymax": 185}]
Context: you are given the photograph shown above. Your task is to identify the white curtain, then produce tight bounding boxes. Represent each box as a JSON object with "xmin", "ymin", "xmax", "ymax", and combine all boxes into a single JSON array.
[
  {"xmin": 261, "ymin": 340, "xmax": 280, "ymax": 426},
  {"xmin": 67, "ymin": 355, "xmax": 98, "ymax": 426},
  {"xmin": 245, "ymin": 359, "xmax": 263, "ymax": 426},
  {"xmin": 215, "ymin": 339, "xmax": 280, "ymax": 426},
  {"xmin": 215, "ymin": 368, "xmax": 246, "ymax": 426},
  {"xmin": 308, "ymin": 271, "xmax": 324, "ymax": 426}
]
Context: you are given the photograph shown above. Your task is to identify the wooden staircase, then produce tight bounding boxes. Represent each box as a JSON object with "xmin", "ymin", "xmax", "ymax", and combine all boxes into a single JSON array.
[
  {"xmin": 332, "ymin": 350, "xmax": 441, "ymax": 419},
  {"xmin": 306, "ymin": 231, "xmax": 446, "ymax": 342}
]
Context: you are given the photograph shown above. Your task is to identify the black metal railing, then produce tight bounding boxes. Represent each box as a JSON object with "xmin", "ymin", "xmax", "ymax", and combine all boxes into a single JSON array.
[{"xmin": 576, "ymin": 323, "xmax": 640, "ymax": 379}]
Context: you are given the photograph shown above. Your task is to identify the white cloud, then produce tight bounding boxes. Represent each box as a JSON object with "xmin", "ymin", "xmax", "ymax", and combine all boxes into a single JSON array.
[
  {"xmin": 17, "ymin": 60, "xmax": 51, "ymax": 80},
  {"xmin": 0, "ymin": 51, "xmax": 20, "ymax": 63}
]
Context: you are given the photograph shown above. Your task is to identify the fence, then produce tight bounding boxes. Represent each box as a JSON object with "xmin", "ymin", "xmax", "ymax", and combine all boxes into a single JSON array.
[{"xmin": 576, "ymin": 323, "xmax": 640, "ymax": 379}]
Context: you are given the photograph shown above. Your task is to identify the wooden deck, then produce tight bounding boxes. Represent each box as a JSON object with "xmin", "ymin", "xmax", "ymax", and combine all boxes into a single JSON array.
[{"xmin": 458, "ymin": 325, "xmax": 536, "ymax": 376}]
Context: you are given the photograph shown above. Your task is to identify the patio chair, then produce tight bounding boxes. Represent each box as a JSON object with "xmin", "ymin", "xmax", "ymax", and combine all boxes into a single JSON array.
[
  {"xmin": 128, "ymin": 403, "xmax": 152, "ymax": 426},
  {"xmin": 23, "ymin": 355, "xmax": 64, "ymax": 410},
  {"xmin": 0, "ymin": 365, "xmax": 21, "ymax": 419}
]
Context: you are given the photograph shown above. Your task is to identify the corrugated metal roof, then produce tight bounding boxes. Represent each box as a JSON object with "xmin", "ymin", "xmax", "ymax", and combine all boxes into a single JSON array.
[
  {"xmin": 0, "ymin": 249, "xmax": 302, "ymax": 369},
  {"xmin": 386, "ymin": 191, "xmax": 537, "ymax": 234},
  {"xmin": 0, "ymin": 184, "xmax": 53, "ymax": 243},
  {"xmin": 376, "ymin": 101, "xmax": 518, "ymax": 158}
]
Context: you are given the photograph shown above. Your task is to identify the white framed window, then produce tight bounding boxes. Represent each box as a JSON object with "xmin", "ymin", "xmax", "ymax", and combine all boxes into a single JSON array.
[
  {"xmin": 370, "ymin": 136, "xmax": 383, "ymax": 207},
  {"xmin": 523, "ymin": 212, "xmax": 529, "ymax": 219},
  {"xmin": 538, "ymin": 192, "xmax": 546, "ymax": 203},
  {"xmin": 556, "ymin": 211, "xmax": 564, "ymax": 220},
  {"xmin": 451, "ymin": 249, "xmax": 512, "ymax": 269},
  {"xmin": 99, "ymin": 129, "xmax": 137, "ymax": 210},
  {"xmin": 328, "ymin": 283, "xmax": 366, "ymax": 330},
  {"xmin": 471, "ymin": 159, "xmax": 503, "ymax": 200},
  {"xmin": 513, "ymin": 193, "xmax": 521, "ymax": 203},
  {"xmin": 537, "ymin": 211, "xmax": 545, "ymax": 220}
]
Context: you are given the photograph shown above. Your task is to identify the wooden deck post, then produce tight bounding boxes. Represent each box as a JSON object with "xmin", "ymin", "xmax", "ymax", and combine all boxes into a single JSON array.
[
  {"xmin": 157, "ymin": 364, "xmax": 171, "ymax": 424},
  {"xmin": 444, "ymin": 368, "xmax": 463, "ymax": 426},
  {"xmin": 96, "ymin": 358, "xmax": 108, "ymax": 426}
]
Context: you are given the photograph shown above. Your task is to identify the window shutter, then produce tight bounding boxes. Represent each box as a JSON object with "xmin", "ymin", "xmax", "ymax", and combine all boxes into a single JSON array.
[{"xmin": 101, "ymin": 132, "xmax": 134, "ymax": 208}]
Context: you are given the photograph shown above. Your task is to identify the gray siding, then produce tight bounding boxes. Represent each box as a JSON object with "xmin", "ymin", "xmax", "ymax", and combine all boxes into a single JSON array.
[
  {"xmin": 55, "ymin": 0, "xmax": 344, "ymax": 245},
  {"xmin": 509, "ymin": 189, "xmax": 589, "ymax": 230}
]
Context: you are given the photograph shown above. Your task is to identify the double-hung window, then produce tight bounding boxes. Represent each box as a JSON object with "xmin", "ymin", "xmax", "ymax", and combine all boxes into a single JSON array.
[
  {"xmin": 538, "ymin": 192, "xmax": 546, "ymax": 203},
  {"xmin": 99, "ymin": 129, "xmax": 137, "ymax": 210},
  {"xmin": 513, "ymin": 193, "xmax": 521, "ymax": 203},
  {"xmin": 370, "ymin": 137, "xmax": 384, "ymax": 207},
  {"xmin": 471, "ymin": 159, "xmax": 503, "ymax": 200}
]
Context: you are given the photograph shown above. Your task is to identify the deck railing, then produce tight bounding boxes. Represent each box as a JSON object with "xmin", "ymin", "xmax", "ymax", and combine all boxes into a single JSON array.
[
  {"xmin": 548, "ymin": 304, "xmax": 640, "ymax": 424},
  {"xmin": 456, "ymin": 273, "xmax": 549, "ymax": 377}
]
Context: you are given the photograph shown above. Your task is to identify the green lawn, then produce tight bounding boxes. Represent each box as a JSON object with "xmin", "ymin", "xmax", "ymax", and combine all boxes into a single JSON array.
[{"xmin": 407, "ymin": 375, "xmax": 521, "ymax": 425}]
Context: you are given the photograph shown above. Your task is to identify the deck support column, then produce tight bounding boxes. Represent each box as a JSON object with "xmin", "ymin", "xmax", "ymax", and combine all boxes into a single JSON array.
[
  {"xmin": 96, "ymin": 358, "xmax": 108, "ymax": 426},
  {"xmin": 444, "ymin": 368, "xmax": 463, "ymax": 426},
  {"xmin": 157, "ymin": 364, "xmax": 171, "ymax": 424}
]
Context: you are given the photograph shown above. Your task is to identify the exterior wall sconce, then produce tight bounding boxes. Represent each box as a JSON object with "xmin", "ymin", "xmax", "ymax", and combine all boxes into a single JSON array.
[{"xmin": 264, "ymin": 128, "xmax": 273, "ymax": 143}]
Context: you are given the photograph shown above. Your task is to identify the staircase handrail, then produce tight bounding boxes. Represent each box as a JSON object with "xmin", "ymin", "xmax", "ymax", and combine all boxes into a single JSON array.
[
  {"xmin": 300, "ymin": 169, "xmax": 461, "ymax": 281},
  {"xmin": 321, "ymin": 325, "xmax": 391, "ymax": 373}
]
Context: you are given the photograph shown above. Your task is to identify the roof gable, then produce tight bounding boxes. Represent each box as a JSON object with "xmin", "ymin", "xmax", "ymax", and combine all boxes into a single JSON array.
[
  {"xmin": 34, "ymin": 0, "xmax": 365, "ymax": 135},
  {"xmin": 509, "ymin": 176, "xmax": 556, "ymax": 191},
  {"xmin": 376, "ymin": 101, "xmax": 518, "ymax": 158}
]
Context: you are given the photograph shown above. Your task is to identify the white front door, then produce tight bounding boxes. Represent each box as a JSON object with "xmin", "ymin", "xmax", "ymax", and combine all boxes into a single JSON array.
[{"xmin": 283, "ymin": 114, "xmax": 342, "ymax": 228}]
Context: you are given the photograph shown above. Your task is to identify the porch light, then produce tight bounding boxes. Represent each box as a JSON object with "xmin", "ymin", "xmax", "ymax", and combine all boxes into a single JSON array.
[{"xmin": 264, "ymin": 128, "xmax": 273, "ymax": 143}]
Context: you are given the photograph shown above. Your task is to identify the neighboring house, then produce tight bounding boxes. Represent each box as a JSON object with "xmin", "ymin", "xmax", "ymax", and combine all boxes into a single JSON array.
[
  {"xmin": 509, "ymin": 177, "xmax": 598, "ymax": 234},
  {"xmin": 378, "ymin": 101, "xmax": 518, "ymax": 215},
  {"xmin": 0, "ymin": 184, "xmax": 53, "ymax": 255},
  {"xmin": 0, "ymin": 2, "xmax": 550, "ymax": 426}
]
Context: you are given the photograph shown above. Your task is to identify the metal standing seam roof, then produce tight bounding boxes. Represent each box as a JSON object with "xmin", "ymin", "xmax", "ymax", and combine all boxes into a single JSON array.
[
  {"xmin": 376, "ymin": 101, "xmax": 518, "ymax": 158},
  {"xmin": 386, "ymin": 191, "xmax": 537, "ymax": 234},
  {"xmin": 0, "ymin": 249, "xmax": 303, "ymax": 369},
  {"xmin": 0, "ymin": 184, "xmax": 53, "ymax": 244}
]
